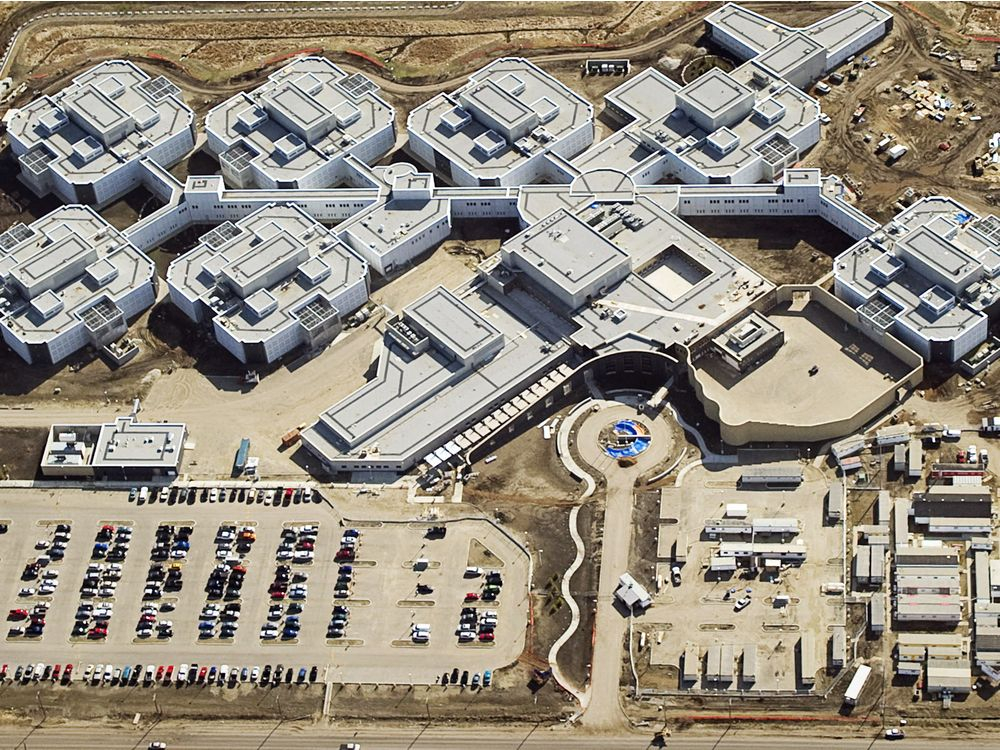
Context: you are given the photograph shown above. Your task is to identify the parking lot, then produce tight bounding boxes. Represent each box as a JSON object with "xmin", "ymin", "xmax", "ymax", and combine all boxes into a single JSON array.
[
  {"xmin": 640, "ymin": 461, "xmax": 844, "ymax": 692},
  {"xmin": 0, "ymin": 488, "xmax": 529, "ymax": 686}
]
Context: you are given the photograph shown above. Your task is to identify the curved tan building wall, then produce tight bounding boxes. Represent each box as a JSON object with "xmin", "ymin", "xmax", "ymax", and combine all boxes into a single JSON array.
[{"xmin": 688, "ymin": 285, "xmax": 923, "ymax": 446}]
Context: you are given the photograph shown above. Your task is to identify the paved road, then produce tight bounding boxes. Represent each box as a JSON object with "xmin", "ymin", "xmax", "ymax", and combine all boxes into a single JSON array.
[{"xmin": 0, "ymin": 722, "xmax": 986, "ymax": 750}]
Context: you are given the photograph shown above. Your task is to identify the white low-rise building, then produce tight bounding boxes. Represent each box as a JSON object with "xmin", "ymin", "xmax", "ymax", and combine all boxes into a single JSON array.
[
  {"xmin": 835, "ymin": 198, "xmax": 1000, "ymax": 362},
  {"xmin": 407, "ymin": 58, "xmax": 594, "ymax": 187},
  {"xmin": 0, "ymin": 205, "xmax": 156, "ymax": 364},
  {"xmin": 41, "ymin": 415, "xmax": 186, "ymax": 479},
  {"xmin": 166, "ymin": 202, "xmax": 369, "ymax": 364},
  {"xmin": 205, "ymin": 57, "xmax": 395, "ymax": 189},
  {"xmin": 6, "ymin": 60, "xmax": 195, "ymax": 207}
]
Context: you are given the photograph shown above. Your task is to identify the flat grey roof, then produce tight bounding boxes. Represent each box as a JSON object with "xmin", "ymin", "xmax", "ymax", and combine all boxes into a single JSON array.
[
  {"xmin": 93, "ymin": 418, "xmax": 185, "ymax": 467},
  {"xmin": 6, "ymin": 60, "xmax": 194, "ymax": 184},
  {"xmin": 407, "ymin": 57, "xmax": 592, "ymax": 180},
  {"xmin": 405, "ymin": 285, "xmax": 503, "ymax": 362},
  {"xmin": 679, "ymin": 68, "xmax": 753, "ymax": 116},
  {"xmin": 755, "ymin": 32, "xmax": 823, "ymax": 77},
  {"xmin": 0, "ymin": 205, "xmax": 154, "ymax": 346},
  {"xmin": 462, "ymin": 80, "xmax": 535, "ymax": 127},
  {"xmin": 205, "ymin": 57, "xmax": 393, "ymax": 186},
  {"xmin": 504, "ymin": 208, "xmax": 631, "ymax": 297}
]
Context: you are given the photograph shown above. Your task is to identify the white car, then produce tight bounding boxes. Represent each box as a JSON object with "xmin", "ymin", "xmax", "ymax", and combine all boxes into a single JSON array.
[
  {"xmin": 170, "ymin": 549, "xmax": 187, "ymax": 559},
  {"xmin": 35, "ymin": 540, "xmax": 48, "ymax": 550},
  {"xmin": 94, "ymin": 607, "xmax": 113, "ymax": 618},
  {"xmin": 457, "ymin": 630, "xmax": 475, "ymax": 641},
  {"xmin": 260, "ymin": 626, "xmax": 278, "ymax": 640},
  {"xmin": 210, "ymin": 488, "xmax": 219, "ymax": 502},
  {"xmin": 250, "ymin": 666, "xmax": 260, "ymax": 682},
  {"xmin": 39, "ymin": 583, "xmax": 57, "ymax": 595},
  {"xmin": 18, "ymin": 588, "xmax": 35, "ymax": 597},
  {"xmin": 293, "ymin": 551, "xmax": 314, "ymax": 563},
  {"xmin": 103, "ymin": 665, "xmax": 113, "ymax": 681}
]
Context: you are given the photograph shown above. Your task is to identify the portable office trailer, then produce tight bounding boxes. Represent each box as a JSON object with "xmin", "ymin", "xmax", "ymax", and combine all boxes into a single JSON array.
[
  {"xmin": 827, "ymin": 479, "xmax": 845, "ymax": 522},
  {"xmin": 844, "ymin": 664, "xmax": 872, "ymax": 705},
  {"xmin": 683, "ymin": 644, "xmax": 700, "ymax": 684},
  {"xmin": 869, "ymin": 593, "xmax": 885, "ymax": 635},
  {"xmin": 799, "ymin": 633, "xmax": 817, "ymax": 685},
  {"xmin": 876, "ymin": 491, "xmax": 891, "ymax": 525},
  {"xmin": 907, "ymin": 439, "xmax": 923, "ymax": 479},
  {"xmin": 706, "ymin": 643, "xmax": 735, "ymax": 683},
  {"xmin": 831, "ymin": 626, "xmax": 847, "ymax": 668},
  {"xmin": 893, "ymin": 443, "xmax": 907, "ymax": 474},
  {"xmin": 742, "ymin": 644, "xmax": 757, "ymax": 684}
]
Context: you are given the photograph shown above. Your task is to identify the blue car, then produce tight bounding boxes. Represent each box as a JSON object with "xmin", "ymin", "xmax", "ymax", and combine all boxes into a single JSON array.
[
  {"xmin": 343, "ymin": 529, "xmax": 360, "ymax": 538},
  {"xmin": 122, "ymin": 666, "xmax": 132, "ymax": 682},
  {"xmin": 198, "ymin": 620, "xmax": 214, "ymax": 630},
  {"xmin": 483, "ymin": 669, "xmax": 492, "ymax": 687}
]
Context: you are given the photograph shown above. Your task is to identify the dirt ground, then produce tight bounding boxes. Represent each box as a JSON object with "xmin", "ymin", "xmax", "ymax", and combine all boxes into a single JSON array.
[
  {"xmin": 463, "ymin": 406, "xmax": 601, "ymax": 691},
  {"xmin": 0, "ymin": 2, "xmax": 691, "ymax": 91},
  {"xmin": 799, "ymin": 4, "xmax": 1000, "ymax": 220},
  {"xmin": 685, "ymin": 216, "xmax": 855, "ymax": 286},
  {"xmin": 0, "ymin": 427, "xmax": 47, "ymax": 480}
]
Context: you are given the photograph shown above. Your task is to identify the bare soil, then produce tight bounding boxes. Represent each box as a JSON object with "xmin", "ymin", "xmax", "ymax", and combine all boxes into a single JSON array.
[
  {"xmin": 0, "ymin": 427, "xmax": 47, "ymax": 480},
  {"xmin": 799, "ymin": 5, "xmax": 1000, "ymax": 219},
  {"xmin": 685, "ymin": 216, "xmax": 855, "ymax": 286}
]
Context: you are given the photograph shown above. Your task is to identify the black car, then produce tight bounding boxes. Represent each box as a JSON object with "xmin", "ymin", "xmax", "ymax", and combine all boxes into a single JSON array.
[
  {"xmin": 417, "ymin": 584, "xmax": 434, "ymax": 595},
  {"xmin": 309, "ymin": 666, "xmax": 318, "ymax": 682},
  {"xmin": 261, "ymin": 665, "xmax": 272, "ymax": 683},
  {"xmin": 460, "ymin": 670, "xmax": 469, "ymax": 686},
  {"xmin": 450, "ymin": 668, "xmax": 459, "ymax": 684}
]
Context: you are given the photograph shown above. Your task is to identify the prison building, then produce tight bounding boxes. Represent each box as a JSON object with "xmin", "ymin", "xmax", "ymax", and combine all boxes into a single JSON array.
[
  {"xmin": 166, "ymin": 203, "xmax": 370, "ymax": 364},
  {"xmin": 0, "ymin": 206, "xmax": 157, "ymax": 365},
  {"xmin": 205, "ymin": 57, "xmax": 395, "ymax": 189},
  {"xmin": 407, "ymin": 57, "xmax": 595, "ymax": 187},
  {"xmin": 6, "ymin": 60, "xmax": 195, "ymax": 207}
]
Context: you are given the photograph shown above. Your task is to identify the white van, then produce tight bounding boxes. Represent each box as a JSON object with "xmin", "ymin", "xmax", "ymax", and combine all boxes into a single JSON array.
[{"xmin": 138, "ymin": 487, "xmax": 150, "ymax": 502}]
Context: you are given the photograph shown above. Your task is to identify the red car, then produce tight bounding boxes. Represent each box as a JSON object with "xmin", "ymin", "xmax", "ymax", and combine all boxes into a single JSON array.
[
  {"xmin": 464, "ymin": 592, "xmax": 480, "ymax": 602},
  {"xmin": 7, "ymin": 609, "xmax": 28, "ymax": 621},
  {"xmin": 63, "ymin": 664, "xmax": 73, "ymax": 681},
  {"xmin": 271, "ymin": 590, "xmax": 286, "ymax": 600},
  {"xmin": 51, "ymin": 665, "xmax": 61, "ymax": 681},
  {"xmin": 156, "ymin": 665, "xmax": 164, "ymax": 680},
  {"xmin": 88, "ymin": 626, "xmax": 107, "ymax": 639},
  {"xmin": 478, "ymin": 632, "xmax": 494, "ymax": 642},
  {"xmin": 198, "ymin": 666, "xmax": 208, "ymax": 682},
  {"xmin": 298, "ymin": 541, "xmax": 314, "ymax": 551},
  {"xmin": 165, "ymin": 665, "xmax": 174, "ymax": 681},
  {"xmin": 284, "ymin": 488, "xmax": 294, "ymax": 500},
  {"xmin": 0, "ymin": 664, "xmax": 7, "ymax": 680}
]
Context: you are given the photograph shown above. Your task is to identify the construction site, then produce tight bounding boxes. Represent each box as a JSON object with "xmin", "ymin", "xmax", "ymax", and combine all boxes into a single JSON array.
[{"xmin": 2, "ymin": 2, "xmax": 1000, "ymax": 750}]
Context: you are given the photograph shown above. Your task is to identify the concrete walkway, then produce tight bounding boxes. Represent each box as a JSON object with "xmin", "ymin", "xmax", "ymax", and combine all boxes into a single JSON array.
[
  {"xmin": 573, "ymin": 401, "xmax": 674, "ymax": 729},
  {"xmin": 546, "ymin": 502, "xmax": 589, "ymax": 706}
]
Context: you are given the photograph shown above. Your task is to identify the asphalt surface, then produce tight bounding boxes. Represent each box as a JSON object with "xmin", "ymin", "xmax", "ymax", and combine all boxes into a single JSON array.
[{"xmin": 0, "ymin": 723, "xmax": 985, "ymax": 750}]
